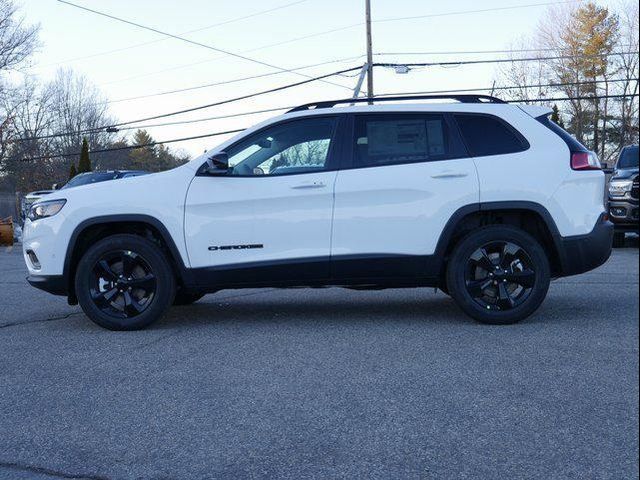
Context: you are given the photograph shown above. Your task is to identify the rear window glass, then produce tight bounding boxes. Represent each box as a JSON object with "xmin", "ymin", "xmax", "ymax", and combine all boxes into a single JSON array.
[
  {"xmin": 354, "ymin": 114, "xmax": 465, "ymax": 167},
  {"xmin": 536, "ymin": 115, "xmax": 588, "ymax": 153},
  {"xmin": 618, "ymin": 146, "xmax": 639, "ymax": 169},
  {"xmin": 455, "ymin": 114, "xmax": 529, "ymax": 157}
]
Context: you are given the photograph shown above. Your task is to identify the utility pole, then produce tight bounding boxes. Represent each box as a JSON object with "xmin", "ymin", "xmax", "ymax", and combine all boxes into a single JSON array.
[{"xmin": 365, "ymin": 0, "xmax": 374, "ymax": 99}]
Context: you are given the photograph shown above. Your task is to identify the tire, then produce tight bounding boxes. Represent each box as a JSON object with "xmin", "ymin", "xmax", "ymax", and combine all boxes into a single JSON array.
[
  {"xmin": 446, "ymin": 225, "xmax": 551, "ymax": 325},
  {"xmin": 612, "ymin": 231, "xmax": 626, "ymax": 248},
  {"xmin": 74, "ymin": 234, "xmax": 176, "ymax": 331},
  {"xmin": 173, "ymin": 292, "xmax": 205, "ymax": 306}
]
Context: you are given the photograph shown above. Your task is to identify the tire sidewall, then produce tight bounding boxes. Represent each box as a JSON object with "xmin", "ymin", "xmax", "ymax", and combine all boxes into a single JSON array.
[
  {"xmin": 447, "ymin": 226, "xmax": 551, "ymax": 325},
  {"xmin": 75, "ymin": 234, "xmax": 176, "ymax": 330}
]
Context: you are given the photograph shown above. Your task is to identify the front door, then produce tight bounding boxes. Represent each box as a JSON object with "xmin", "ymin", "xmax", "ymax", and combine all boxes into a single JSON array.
[{"xmin": 184, "ymin": 115, "xmax": 341, "ymax": 285}]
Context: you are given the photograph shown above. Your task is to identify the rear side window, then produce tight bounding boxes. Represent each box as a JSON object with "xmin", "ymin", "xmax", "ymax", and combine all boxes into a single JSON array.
[
  {"xmin": 354, "ymin": 114, "xmax": 466, "ymax": 168},
  {"xmin": 455, "ymin": 114, "xmax": 529, "ymax": 157}
]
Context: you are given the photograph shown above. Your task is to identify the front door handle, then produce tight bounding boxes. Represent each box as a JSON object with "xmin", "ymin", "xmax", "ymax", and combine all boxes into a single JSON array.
[
  {"xmin": 431, "ymin": 171, "xmax": 468, "ymax": 179},
  {"xmin": 291, "ymin": 181, "xmax": 326, "ymax": 189}
]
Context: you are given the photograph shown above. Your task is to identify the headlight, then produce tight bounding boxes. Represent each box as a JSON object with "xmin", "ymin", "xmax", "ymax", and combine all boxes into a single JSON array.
[
  {"xmin": 27, "ymin": 199, "xmax": 66, "ymax": 221},
  {"xmin": 609, "ymin": 180, "xmax": 633, "ymax": 196}
]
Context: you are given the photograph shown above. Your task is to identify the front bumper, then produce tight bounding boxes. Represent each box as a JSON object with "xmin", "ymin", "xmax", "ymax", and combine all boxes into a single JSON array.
[
  {"xmin": 27, "ymin": 275, "xmax": 67, "ymax": 296},
  {"xmin": 608, "ymin": 199, "xmax": 639, "ymax": 232},
  {"xmin": 557, "ymin": 213, "xmax": 613, "ymax": 277}
]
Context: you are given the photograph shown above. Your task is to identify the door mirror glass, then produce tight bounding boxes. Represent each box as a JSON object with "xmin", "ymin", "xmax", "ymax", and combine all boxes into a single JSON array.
[{"xmin": 204, "ymin": 153, "xmax": 229, "ymax": 175}]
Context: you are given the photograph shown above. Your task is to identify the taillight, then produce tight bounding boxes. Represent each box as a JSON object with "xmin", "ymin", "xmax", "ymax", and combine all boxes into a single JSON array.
[{"xmin": 571, "ymin": 151, "xmax": 601, "ymax": 171}]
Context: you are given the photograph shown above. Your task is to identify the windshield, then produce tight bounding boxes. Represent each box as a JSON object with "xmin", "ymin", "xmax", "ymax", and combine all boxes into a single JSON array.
[
  {"xmin": 618, "ymin": 146, "xmax": 639, "ymax": 169},
  {"xmin": 62, "ymin": 172, "xmax": 119, "ymax": 189}
]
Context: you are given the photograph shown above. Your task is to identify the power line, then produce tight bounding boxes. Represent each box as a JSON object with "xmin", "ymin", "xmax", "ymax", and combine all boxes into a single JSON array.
[
  {"xmin": 104, "ymin": 56, "xmax": 365, "ymax": 104},
  {"xmin": 19, "ymin": 92, "xmax": 640, "ymax": 162},
  {"xmin": 374, "ymin": 0, "xmax": 584, "ymax": 24},
  {"xmin": 97, "ymin": 25, "xmax": 365, "ymax": 87},
  {"xmin": 118, "ymin": 106, "xmax": 296, "ymax": 131},
  {"xmin": 376, "ymin": 78, "xmax": 639, "ymax": 97},
  {"xmin": 15, "ymin": 66, "xmax": 363, "ymax": 142},
  {"xmin": 103, "ymin": 50, "xmax": 638, "ymax": 105},
  {"xmin": 21, "ymin": 128, "xmax": 247, "ymax": 162},
  {"xmin": 49, "ymin": 0, "xmax": 581, "ymax": 88},
  {"xmin": 374, "ymin": 51, "xmax": 639, "ymax": 69},
  {"xmin": 56, "ymin": 0, "xmax": 353, "ymax": 92},
  {"xmin": 515, "ymin": 93, "xmax": 640, "ymax": 103},
  {"xmin": 31, "ymin": 0, "xmax": 310, "ymax": 70},
  {"xmin": 98, "ymin": 78, "xmax": 640, "ymax": 131}
]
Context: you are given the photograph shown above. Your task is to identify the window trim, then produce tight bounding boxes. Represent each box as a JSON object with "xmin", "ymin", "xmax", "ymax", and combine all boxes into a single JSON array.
[
  {"xmin": 453, "ymin": 112, "xmax": 530, "ymax": 158},
  {"xmin": 341, "ymin": 112, "xmax": 470, "ymax": 171},
  {"xmin": 197, "ymin": 114, "xmax": 345, "ymax": 178}
]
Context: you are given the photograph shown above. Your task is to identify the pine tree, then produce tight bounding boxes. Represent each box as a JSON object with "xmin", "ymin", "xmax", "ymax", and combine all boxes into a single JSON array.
[
  {"xmin": 69, "ymin": 163, "xmax": 77, "ymax": 179},
  {"xmin": 550, "ymin": 104, "xmax": 565, "ymax": 128},
  {"xmin": 77, "ymin": 137, "xmax": 91, "ymax": 173}
]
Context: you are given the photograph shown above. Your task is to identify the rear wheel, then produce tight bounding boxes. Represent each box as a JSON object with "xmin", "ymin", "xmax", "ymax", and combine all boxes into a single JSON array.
[
  {"xmin": 446, "ymin": 226, "xmax": 550, "ymax": 325},
  {"xmin": 75, "ymin": 234, "xmax": 176, "ymax": 330}
]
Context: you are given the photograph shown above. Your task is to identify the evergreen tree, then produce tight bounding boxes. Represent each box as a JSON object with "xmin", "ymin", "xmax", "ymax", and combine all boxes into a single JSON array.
[
  {"xmin": 68, "ymin": 163, "xmax": 77, "ymax": 179},
  {"xmin": 550, "ymin": 104, "xmax": 565, "ymax": 128},
  {"xmin": 77, "ymin": 137, "xmax": 91, "ymax": 173}
]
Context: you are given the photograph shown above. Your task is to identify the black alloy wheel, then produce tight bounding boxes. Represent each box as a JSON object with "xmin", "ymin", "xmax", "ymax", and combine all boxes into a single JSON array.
[
  {"xmin": 75, "ymin": 234, "xmax": 176, "ymax": 330},
  {"xmin": 446, "ymin": 225, "xmax": 551, "ymax": 325},
  {"xmin": 91, "ymin": 250, "xmax": 157, "ymax": 318},
  {"xmin": 465, "ymin": 241, "xmax": 536, "ymax": 312}
]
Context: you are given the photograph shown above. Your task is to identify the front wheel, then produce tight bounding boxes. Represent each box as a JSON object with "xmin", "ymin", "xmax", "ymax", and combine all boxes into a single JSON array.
[
  {"xmin": 446, "ymin": 226, "xmax": 550, "ymax": 325},
  {"xmin": 75, "ymin": 234, "xmax": 176, "ymax": 330}
]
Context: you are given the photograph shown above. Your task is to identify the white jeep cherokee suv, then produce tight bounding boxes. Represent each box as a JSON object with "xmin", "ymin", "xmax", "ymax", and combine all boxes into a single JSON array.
[{"xmin": 23, "ymin": 95, "xmax": 613, "ymax": 330}]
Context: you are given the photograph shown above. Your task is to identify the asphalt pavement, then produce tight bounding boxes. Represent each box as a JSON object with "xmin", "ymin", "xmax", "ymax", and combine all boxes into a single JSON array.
[{"xmin": 0, "ymin": 243, "xmax": 638, "ymax": 480}]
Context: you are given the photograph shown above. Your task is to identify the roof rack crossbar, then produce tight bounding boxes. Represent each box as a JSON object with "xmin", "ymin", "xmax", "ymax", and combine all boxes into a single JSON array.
[{"xmin": 288, "ymin": 94, "xmax": 506, "ymax": 112}]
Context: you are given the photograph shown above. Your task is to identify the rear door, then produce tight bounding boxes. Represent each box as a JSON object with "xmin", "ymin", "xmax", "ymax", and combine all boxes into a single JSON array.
[{"xmin": 331, "ymin": 112, "xmax": 479, "ymax": 279}]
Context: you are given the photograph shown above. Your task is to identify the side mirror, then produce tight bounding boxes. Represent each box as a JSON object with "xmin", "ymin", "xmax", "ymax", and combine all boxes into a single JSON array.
[
  {"xmin": 204, "ymin": 152, "xmax": 229, "ymax": 175},
  {"xmin": 52, "ymin": 183, "xmax": 61, "ymax": 190}
]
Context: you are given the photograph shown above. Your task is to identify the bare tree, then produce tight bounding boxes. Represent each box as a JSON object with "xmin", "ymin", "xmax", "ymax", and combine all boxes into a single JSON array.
[
  {"xmin": 612, "ymin": 0, "xmax": 640, "ymax": 151},
  {"xmin": 0, "ymin": 0, "xmax": 39, "ymax": 73},
  {"xmin": 48, "ymin": 68, "xmax": 116, "ymax": 159},
  {"xmin": 496, "ymin": 38, "xmax": 550, "ymax": 103}
]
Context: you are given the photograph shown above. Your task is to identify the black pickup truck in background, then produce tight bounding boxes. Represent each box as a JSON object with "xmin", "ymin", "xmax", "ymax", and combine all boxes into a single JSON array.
[{"xmin": 608, "ymin": 145, "xmax": 639, "ymax": 247}]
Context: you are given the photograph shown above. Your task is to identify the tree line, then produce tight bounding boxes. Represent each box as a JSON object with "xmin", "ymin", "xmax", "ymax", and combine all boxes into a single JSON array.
[
  {"xmin": 495, "ymin": 1, "xmax": 639, "ymax": 165},
  {"xmin": 0, "ymin": 0, "xmax": 189, "ymax": 193}
]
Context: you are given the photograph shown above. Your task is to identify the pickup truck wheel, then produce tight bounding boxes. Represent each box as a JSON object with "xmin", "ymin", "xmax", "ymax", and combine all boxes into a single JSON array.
[
  {"xmin": 173, "ymin": 292, "xmax": 205, "ymax": 306},
  {"xmin": 446, "ymin": 226, "xmax": 550, "ymax": 325},
  {"xmin": 75, "ymin": 234, "xmax": 176, "ymax": 331}
]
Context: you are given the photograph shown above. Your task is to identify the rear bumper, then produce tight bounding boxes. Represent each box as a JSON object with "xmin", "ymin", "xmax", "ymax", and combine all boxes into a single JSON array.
[
  {"xmin": 557, "ymin": 214, "xmax": 613, "ymax": 277},
  {"xmin": 27, "ymin": 275, "xmax": 67, "ymax": 296}
]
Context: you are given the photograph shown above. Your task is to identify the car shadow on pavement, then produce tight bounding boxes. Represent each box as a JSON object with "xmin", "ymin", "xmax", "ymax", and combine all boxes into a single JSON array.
[{"xmin": 155, "ymin": 292, "xmax": 477, "ymax": 330}]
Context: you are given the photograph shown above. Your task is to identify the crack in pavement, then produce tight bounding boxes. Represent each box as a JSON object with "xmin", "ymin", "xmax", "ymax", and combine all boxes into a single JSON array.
[
  {"xmin": 0, "ymin": 312, "xmax": 82, "ymax": 330},
  {"xmin": 0, "ymin": 460, "xmax": 111, "ymax": 480}
]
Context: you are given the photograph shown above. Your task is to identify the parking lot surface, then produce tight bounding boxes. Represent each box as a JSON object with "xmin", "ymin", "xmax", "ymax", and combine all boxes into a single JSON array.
[{"xmin": 0, "ymin": 244, "xmax": 638, "ymax": 480}]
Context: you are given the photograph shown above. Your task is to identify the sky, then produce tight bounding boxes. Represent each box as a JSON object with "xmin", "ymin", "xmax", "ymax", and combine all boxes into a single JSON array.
[{"xmin": 15, "ymin": 0, "xmax": 622, "ymax": 157}]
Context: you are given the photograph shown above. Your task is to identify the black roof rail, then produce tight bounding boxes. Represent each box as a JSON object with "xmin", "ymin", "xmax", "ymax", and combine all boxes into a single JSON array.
[{"xmin": 288, "ymin": 94, "xmax": 506, "ymax": 113}]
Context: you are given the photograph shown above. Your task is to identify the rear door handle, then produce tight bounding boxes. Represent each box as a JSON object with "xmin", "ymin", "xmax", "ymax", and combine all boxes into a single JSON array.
[
  {"xmin": 431, "ymin": 171, "xmax": 468, "ymax": 179},
  {"xmin": 291, "ymin": 181, "xmax": 326, "ymax": 189}
]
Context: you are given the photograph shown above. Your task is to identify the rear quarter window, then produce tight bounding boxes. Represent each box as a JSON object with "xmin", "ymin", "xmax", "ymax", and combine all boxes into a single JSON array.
[{"xmin": 454, "ymin": 114, "xmax": 529, "ymax": 157}]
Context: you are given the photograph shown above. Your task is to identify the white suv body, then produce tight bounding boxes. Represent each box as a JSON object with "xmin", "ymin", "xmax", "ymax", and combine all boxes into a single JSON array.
[{"xmin": 22, "ymin": 96, "xmax": 613, "ymax": 330}]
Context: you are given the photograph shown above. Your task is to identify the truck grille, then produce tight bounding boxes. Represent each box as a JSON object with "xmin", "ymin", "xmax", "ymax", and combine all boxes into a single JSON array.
[{"xmin": 632, "ymin": 175, "xmax": 639, "ymax": 200}]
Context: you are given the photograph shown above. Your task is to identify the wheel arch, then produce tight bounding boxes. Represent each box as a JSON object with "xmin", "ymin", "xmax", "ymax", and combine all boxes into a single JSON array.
[
  {"xmin": 434, "ymin": 201, "xmax": 565, "ymax": 281},
  {"xmin": 64, "ymin": 215, "xmax": 190, "ymax": 303}
]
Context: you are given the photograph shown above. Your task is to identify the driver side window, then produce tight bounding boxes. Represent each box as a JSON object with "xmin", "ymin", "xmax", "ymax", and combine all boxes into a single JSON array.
[{"xmin": 227, "ymin": 117, "xmax": 337, "ymax": 176}]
